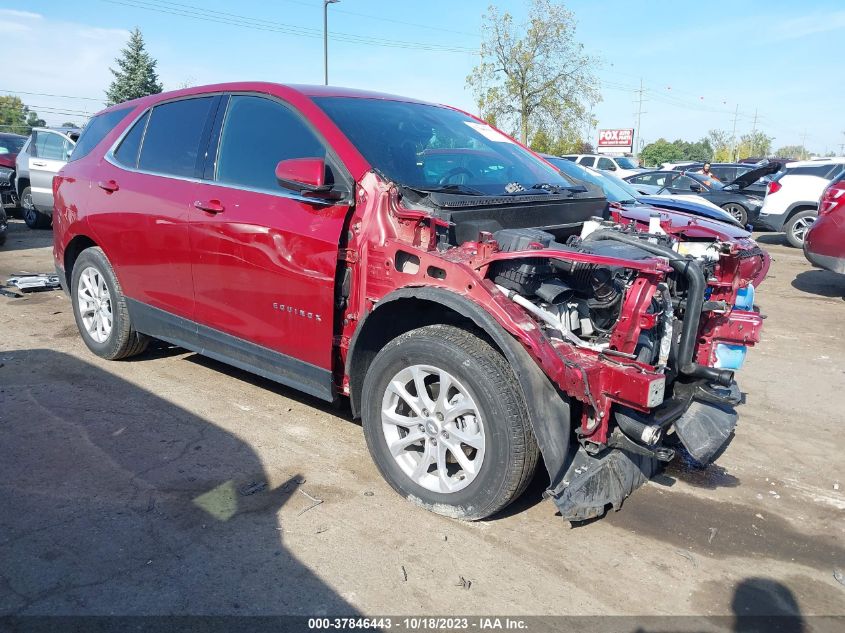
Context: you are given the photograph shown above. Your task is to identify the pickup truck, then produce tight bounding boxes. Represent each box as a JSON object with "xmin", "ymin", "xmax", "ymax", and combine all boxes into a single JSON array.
[{"xmin": 52, "ymin": 83, "xmax": 768, "ymax": 522}]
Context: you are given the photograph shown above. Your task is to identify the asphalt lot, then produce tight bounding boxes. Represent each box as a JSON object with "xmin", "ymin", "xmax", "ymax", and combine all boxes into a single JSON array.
[{"xmin": 0, "ymin": 217, "xmax": 843, "ymax": 620}]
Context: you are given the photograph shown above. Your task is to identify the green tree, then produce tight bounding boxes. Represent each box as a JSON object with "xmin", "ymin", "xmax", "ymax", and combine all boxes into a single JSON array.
[
  {"xmin": 736, "ymin": 131, "xmax": 773, "ymax": 160},
  {"xmin": 707, "ymin": 129, "xmax": 733, "ymax": 162},
  {"xmin": 775, "ymin": 145, "xmax": 807, "ymax": 160},
  {"xmin": 106, "ymin": 28, "xmax": 163, "ymax": 105},
  {"xmin": 639, "ymin": 139, "xmax": 682, "ymax": 168},
  {"xmin": 0, "ymin": 96, "xmax": 45, "ymax": 135},
  {"xmin": 467, "ymin": 0, "xmax": 600, "ymax": 145}
]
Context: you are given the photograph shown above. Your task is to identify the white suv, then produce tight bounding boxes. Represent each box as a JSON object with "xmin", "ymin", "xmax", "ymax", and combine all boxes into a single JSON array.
[
  {"xmin": 757, "ymin": 158, "xmax": 845, "ymax": 247},
  {"xmin": 561, "ymin": 154, "xmax": 645, "ymax": 178}
]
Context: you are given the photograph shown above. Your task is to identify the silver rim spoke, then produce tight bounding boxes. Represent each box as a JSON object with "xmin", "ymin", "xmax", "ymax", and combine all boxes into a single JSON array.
[
  {"xmin": 381, "ymin": 364, "xmax": 485, "ymax": 494},
  {"xmin": 76, "ymin": 267, "xmax": 113, "ymax": 344}
]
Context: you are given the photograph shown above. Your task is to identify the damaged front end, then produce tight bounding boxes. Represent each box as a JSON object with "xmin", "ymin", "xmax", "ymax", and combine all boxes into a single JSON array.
[
  {"xmin": 477, "ymin": 217, "xmax": 765, "ymax": 521},
  {"xmin": 342, "ymin": 171, "xmax": 766, "ymax": 523}
]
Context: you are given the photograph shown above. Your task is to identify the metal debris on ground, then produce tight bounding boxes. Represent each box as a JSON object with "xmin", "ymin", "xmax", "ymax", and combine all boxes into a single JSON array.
[
  {"xmin": 675, "ymin": 549, "xmax": 698, "ymax": 567},
  {"xmin": 456, "ymin": 576, "xmax": 472, "ymax": 590},
  {"xmin": 297, "ymin": 489, "xmax": 324, "ymax": 516},
  {"xmin": 0, "ymin": 286, "xmax": 22, "ymax": 298},
  {"xmin": 401, "ymin": 565, "xmax": 408, "ymax": 582},
  {"xmin": 708, "ymin": 527, "xmax": 718, "ymax": 544},
  {"xmin": 6, "ymin": 273, "xmax": 61, "ymax": 292},
  {"xmin": 363, "ymin": 491, "xmax": 374, "ymax": 497}
]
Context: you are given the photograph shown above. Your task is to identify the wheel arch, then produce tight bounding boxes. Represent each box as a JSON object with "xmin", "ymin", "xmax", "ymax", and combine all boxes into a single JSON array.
[
  {"xmin": 16, "ymin": 176, "xmax": 30, "ymax": 197},
  {"xmin": 782, "ymin": 202, "xmax": 818, "ymax": 228},
  {"xmin": 63, "ymin": 234, "xmax": 99, "ymax": 290},
  {"xmin": 346, "ymin": 286, "xmax": 573, "ymax": 486}
]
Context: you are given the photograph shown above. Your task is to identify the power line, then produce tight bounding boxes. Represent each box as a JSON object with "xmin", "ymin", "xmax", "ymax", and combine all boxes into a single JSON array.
[
  {"xmin": 100, "ymin": 0, "xmax": 477, "ymax": 54},
  {"xmin": 0, "ymin": 89, "xmax": 104, "ymax": 103}
]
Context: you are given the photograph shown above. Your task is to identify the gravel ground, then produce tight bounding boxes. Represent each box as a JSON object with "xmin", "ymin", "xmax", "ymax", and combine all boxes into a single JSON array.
[{"xmin": 1, "ymin": 218, "xmax": 843, "ymax": 621}]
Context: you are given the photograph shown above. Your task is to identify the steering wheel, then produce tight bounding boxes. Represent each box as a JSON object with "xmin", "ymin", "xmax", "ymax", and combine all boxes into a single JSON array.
[{"xmin": 438, "ymin": 167, "xmax": 474, "ymax": 185}]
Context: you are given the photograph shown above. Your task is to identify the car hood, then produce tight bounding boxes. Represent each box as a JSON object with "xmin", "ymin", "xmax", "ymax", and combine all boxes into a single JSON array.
[
  {"xmin": 637, "ymin": 194, "xmax": 742, "ymax": 227},
  {"xmin": 0, "ymin": 154, "xmax": 16, "ymax": 169},
  {"xmin": 614, "ymin": 203, "xmax": 751, "ymax": 240},
  {"xmin": 728, "ymin": 162, "xmax": 781, "ymax": 190}
]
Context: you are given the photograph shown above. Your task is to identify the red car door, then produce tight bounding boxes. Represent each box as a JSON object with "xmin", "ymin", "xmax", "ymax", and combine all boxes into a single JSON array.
[
  {"xmin": 88, "ymin": 96, "xmax": 220, "ymax": 320},
  {"xmin": 189, "ymin": 94, "xmax": 353, "ymax": 399}
]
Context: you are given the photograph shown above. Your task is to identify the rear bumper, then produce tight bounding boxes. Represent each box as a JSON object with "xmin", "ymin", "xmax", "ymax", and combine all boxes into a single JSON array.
[
  {"xmin": 803, "ymin": 243, "xmax": 845, "ymax": 274},
  {"xmin": 755, "ymin": 211, "xmax": 785, "ymax": 231}
]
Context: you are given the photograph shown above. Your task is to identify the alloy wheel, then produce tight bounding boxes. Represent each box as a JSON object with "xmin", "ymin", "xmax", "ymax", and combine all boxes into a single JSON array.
[
  {"xmin": 77, "ymin": 266, "xmax": 113, "ymax": 343},
  {"xmin": 791, "ymin": 216, "xmax": 815, "ymax": 244},
  {"xmin": 380, "ymin": 364, "xmax": 485, "ymax": 494},
  {"xmin": 724, "ymin": 203, "xmax": 746, "ymax": 223},
  {"xmin": 21, "ymin": 190, "xmax": 36, "ymax": 224}
]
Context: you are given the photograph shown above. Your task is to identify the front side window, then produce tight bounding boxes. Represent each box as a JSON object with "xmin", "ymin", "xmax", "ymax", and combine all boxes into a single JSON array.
[
  {"xmin": 215, "ymin": 95, "xmax": 325, "ymax": 192},
  {"xmin": 597, "ymin": 157, "xmax": 616, "ymax": 171},
  {"xmin": 70, "ymin": 108, "xmax": 131, "ymax": 162},
  {"xmin": 671, "ymin": 175, "xmax": 700, "ymax": 191},
  {"xmin": 33, "ymin": 132, "xmax": 71, "ymax": 161},
  {"xmin": 579, "ymin": 156, "xmax": 596, "ymax": 167},
  {"xmin": 314, "ymin": 96, "xmax": 573, "ymax": 195},
  {"xmin": 138, "ymin": 97, "xmax": 215, "ymax": 178}
]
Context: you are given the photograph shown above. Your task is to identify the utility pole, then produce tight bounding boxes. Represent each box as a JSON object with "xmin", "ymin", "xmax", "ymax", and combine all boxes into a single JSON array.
[
  {"xmin": 750, "ymin": 108, "xmax": 758, "ymax": 157},
  {"xmin": 839, "ymin": 131, "xmax": 844, "ymax": 156},
  {"xmin": 730, "ymin": 104, "xmax": 739, "ymax": 162},
  {"xmin": 323, "ymin": 0, "xmax": 340, "ymax": 86},
  {"xmin": 634, "ymin": 77, "xmax": 644, "ymax": 158},
  {"xmin": 800, "ymin": 129, "xmax": 808, "ymax": 159}
]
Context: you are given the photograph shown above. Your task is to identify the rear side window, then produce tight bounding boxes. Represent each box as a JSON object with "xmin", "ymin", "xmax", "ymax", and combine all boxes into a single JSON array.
[
  {"xmin": 69, "ymin": 108, "xmax": 131, "ymax": 162},
  {"xmin": 786, "ymin": 164, "xmax": 839, "ymax": 178},
  {"xmin": 138, "ymin": 97, "xmax": 215, "ymax": 178},
  {"xmin": 215, "ymin": 95, "xmax": 325, "ymax": 192},
  {"xmin": 114, "ymin": 111, "xmax": 150, "ymax": 169}
]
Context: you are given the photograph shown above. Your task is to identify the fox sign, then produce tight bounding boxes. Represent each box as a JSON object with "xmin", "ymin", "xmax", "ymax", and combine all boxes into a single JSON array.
[{"xmin": 598, "ymin": 128, "xmax": 634, "ymax": 151}]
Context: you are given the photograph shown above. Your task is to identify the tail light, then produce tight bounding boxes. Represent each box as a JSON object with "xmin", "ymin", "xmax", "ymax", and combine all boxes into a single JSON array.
[
  {"xmin": 767, "ymin": 180, "xmax": 782, "ymax": 195},
  {"xmin": 818, "ymin": 181, "xmax": 845, "ymax": 216}
]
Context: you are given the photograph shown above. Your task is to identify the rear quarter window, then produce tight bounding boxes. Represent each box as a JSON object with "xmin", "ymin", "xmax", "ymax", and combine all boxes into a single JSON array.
[
  {"xmin": 786, "ymin": 164, "xmax": 840, "ymax": 178},
  {"xmin": 69, "ymin": 108, "xmax": 132, "ymax": 162}
]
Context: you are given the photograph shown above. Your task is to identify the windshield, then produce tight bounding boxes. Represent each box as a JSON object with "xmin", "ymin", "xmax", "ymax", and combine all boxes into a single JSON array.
[
  {"xmin": 544, "ymin": 155, "xmax": 634, "ymax": 203},
  {"xmin": 0, "ymin": 136, "xmax": 26, "ymax": 155},
  {"xmin": 615, "ymin": 157, "xmax": 640, "ymax": 169},
  {"xmin": 313, "ymin": 97, "xmax": 576, "ymax": 195}
]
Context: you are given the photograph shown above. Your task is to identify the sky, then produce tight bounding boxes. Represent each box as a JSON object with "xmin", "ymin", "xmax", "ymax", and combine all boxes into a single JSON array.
[{"xmin": 2, "ymin": 0, "xmax": 843, "ymax": 154}]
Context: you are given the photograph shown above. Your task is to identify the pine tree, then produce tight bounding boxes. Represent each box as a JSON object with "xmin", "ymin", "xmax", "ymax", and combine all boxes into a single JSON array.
[{"xmin": 105, "ymin": 28, "xmax": 163, "ymax": 105}]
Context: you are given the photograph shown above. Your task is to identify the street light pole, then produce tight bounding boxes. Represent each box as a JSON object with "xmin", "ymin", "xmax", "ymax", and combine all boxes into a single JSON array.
[{"xmin": 323, "ymin": 0, "xmax": 340, "ymax": 86}]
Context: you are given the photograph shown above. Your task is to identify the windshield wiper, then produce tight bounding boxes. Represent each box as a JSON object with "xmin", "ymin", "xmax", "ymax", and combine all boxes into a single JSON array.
[{"xmin": 407, "ymin": 184, "xmax": 486, "ymax": 196}]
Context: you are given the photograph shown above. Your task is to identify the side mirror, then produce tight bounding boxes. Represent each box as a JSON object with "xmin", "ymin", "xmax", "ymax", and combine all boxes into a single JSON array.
[
  {"xmin": 275, "ymin": 157, "xmax": 334, "ymax": 197},
  {"xmin": 689, "ymin": 183, "xmax": 702, "ymax": 192}
]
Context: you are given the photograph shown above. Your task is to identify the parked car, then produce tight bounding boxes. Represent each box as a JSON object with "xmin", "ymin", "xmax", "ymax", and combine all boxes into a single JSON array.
[
  {"xmin": 54, "ymin": 83, "xmax": 768, "ymax": 523},
  {"xmin": 803, "ymin": 174, "xmax": 845, "ymax": 274},
  {"xmin": 15, "ymin": 126, "xmax": 80, "ymax": 229},
  {"xmin": 561, "ymin": 153, "xmax": 645, "ymax": 178},
  {"xmin": 624, "ymin": 164, "xmax": 779, "ymax": 225},
  {"xmin": 756, "ymin": 158, "xmax": 845, "ymax": 248},
  {"xmin": 542, "ymin": 154, "xmax": 742, "ymax": 227},
  {"xmin": 0, "ymin": 132, "xmax": 27, "ymax": 211}
]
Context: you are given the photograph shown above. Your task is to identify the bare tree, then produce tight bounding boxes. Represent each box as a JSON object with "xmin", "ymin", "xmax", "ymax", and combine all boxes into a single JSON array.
[{"xmin": 467, "ymin": 0, "xmax": 600, "ymax": 145}]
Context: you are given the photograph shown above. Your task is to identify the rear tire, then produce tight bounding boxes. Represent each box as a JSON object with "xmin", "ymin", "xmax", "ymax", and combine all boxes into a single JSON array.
[
  {"xmin": 361, "ymin": 324, "xmax": 539, "ymax": 520},
  {"xmin": 785, "ymin": 210, "xmax": 816, "ymax": 248},
  {"xmin": 71, "ymin": 247, "xmax": 148, "ymax": 360},
  {"xmin": 721, "ymin": 202, "xmax": 748, "ymax": 226},
  {"xmin": 21, "ymin": 187, "xmax": 51, "ymax": 229}
]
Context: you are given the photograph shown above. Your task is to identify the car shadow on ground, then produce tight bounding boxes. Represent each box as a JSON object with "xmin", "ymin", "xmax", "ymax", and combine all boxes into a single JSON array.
[
  {"xmin": 754, "ymin": 233, "xmax": 789, "ymax": 247},
  {"xmin": 791, "ymin": 270, "xmax": 845, "ymax": 300},
  {"xmin": 0, "ymin": 219, "xmax": 53, "ymax": 255},
  {"xmin": 0, "ymin": 349, "xmax": 357, "ymax": 616}
]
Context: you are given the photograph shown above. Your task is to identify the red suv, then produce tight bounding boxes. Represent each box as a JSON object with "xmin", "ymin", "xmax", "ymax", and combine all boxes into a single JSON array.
[
  {"xmin": 54, "ymin": 83, "xmax": 768, "ymax": 522},
  {"xmin": 804, "ymin": 175, "xmax": 845, "ymax": 274}
]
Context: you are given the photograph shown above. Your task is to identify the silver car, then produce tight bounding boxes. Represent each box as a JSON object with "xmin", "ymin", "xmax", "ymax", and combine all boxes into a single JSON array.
[{"xmin": 15, "ymin": 126, "xmax": 80, "ymax": 228}]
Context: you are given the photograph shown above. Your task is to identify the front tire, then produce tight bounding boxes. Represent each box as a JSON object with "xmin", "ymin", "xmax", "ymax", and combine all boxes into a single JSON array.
[
  {"xmin": 785, "ymin": 210, "xmax": 816, "ymax": 248},
  {"xmin": 20, "ymin": 187, "xmax": 51, "ymax": 229},
  {"xmin": 721, "ymin": 202, "xmax": 748, "ymax": 226},
  {"xmin": 71, "ymin": 247, "xmax": 148, "ymax": 360},
  {"xmin": 361, "ymin": 324, "xmax": 539, "ymax": 520}
]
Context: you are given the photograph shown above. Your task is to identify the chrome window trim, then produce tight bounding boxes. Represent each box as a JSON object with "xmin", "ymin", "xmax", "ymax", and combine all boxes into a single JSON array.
[{"xmin": 102, "ymin": 93, "xmax": 346, "ymax": 208}]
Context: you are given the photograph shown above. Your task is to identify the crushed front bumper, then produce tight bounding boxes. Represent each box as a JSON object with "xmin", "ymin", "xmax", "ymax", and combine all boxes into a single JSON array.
[{"xmin": 547, "ymin": 380, "xmax": 741, "ymax": 522}]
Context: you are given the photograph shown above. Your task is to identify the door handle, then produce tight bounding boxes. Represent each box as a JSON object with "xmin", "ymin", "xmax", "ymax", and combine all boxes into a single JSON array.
[
  {"xmin": 194, "ymin": 199, "xmax": 224, "ymax": 214},
  {"xmin": 32, "ymin": 161, "xmax": 47, "ymax": 167},
  {"xmin": 97, "ymin": 180, "xmax": 120, "ymax": 193}
]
